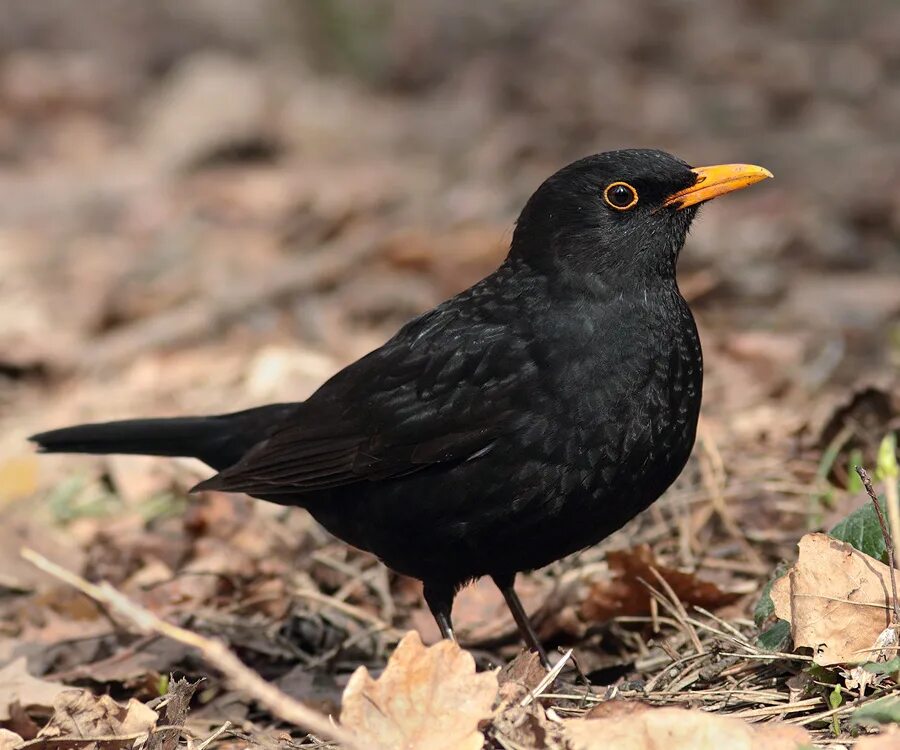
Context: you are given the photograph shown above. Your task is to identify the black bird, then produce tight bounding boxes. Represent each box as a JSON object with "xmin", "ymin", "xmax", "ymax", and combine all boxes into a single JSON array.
[{"xmin": 32, "ymin": 149, "xmax": 771, "ymax": 667}]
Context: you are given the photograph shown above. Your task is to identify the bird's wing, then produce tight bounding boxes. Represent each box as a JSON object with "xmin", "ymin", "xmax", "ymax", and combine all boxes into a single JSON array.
[{"xmin": 195, "ymin": 303, "xmax": 534, "ymax": 495}]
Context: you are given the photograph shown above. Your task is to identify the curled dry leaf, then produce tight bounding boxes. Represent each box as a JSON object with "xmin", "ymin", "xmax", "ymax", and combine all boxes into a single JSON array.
[
  {"xmin": 0, "ymin": 658, "xmax": 69, "ymax": 722},
  {"xmin": 36, "ymin": 690, "xmax": 158, "ymax": 749},
  {"xmin": 340, "ymin": 631, "xmax": 498, "ymax": 750},
  {"xmin": 564, "ymin": 706, "xmax": 811, "ymax": 750},
  {"xmin": 581, "ymin": 545, "xmax": 740, "ymax": 622},
  {"xmin": 771, "ymin": 533, "xmax": 896, "ymax": 665}
]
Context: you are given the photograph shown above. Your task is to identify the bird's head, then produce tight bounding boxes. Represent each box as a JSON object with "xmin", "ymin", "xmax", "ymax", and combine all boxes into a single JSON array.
[{"xmin": 510, "ymin": 149, "xmax": 772, "ymax": 288}]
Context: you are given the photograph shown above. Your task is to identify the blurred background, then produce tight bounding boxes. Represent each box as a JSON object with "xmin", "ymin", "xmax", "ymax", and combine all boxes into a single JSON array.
[{"xmin": 0, "ymin": 0, "xmax": 899, "ymax": 714}]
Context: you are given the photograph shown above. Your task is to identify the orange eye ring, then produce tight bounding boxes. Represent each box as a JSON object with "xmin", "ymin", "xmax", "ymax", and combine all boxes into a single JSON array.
[{"xmin": 603, "ymin": 181, "xmax": 639, "ymax": 211}]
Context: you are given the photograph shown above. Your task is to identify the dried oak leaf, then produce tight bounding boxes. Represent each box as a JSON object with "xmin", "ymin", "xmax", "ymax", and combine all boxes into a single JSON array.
[
  {"xmin": 564, "ymin": 706, "xmax": 811, "ymax": 750},
  {"xmin": 0, "ymin": 659, "xmax": 68, "ymax": 722},
  {"xmin": 340, "ymin": 631, "xmax": 498, "ymax": 750},
  {"xmin": 35, "ymin": 690, "xmax": 158, "ymax": 750},
  {"xmin": 771, "ymin": 533, "xmax": 895, "ymax": 665},
  {"xmin": 581, "ymin": 545, "xmax": 740, "ymax": 622}
]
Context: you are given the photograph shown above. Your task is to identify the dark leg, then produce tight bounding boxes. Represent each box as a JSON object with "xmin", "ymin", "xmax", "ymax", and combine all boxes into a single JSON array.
[
  {"xmin": 493, "ymin": 573, "xmax": 551, "ymax": 669},
  {"xmin": 423, "ymin": 582, "xmax": 456, "ymax": 641}
]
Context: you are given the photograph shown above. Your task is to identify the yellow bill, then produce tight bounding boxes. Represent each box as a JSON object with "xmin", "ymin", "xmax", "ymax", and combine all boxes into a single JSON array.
[{"xmin": 664, "ymin": 163, "xmax": 773, "ymax": 209}]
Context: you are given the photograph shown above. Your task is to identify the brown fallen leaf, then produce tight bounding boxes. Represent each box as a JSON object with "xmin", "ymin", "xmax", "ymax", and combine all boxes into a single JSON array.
[
  {"xmin": 0, "ymin": 659, "xmax": 69, "ymax": 722},
  {"xmin": 36, "ymin": 691, "xmax": 158, "ymax": 750},
  {"xmin": 1, "ymin": 702, "xmax": 40, "ymax": 742},
  {"xmin": 340, "ymin": 631, "xmax": 498, "ymax": 750},
  {"xmin": 564, "ymin": 706, "xmax": 811, "ymax": 750},
  {"xmin": 497, "ymin": 650, "xmax": 546, "ymax": 696},
  {"xmin": 493, "ymin": 651, "xmax": 559, "ymax": 748},
  {"xmin": 581, "ymin": 545, "xmax": 740, "ymax": 622},
  {"xmin": 770, "ymin": 532, "xmax": 895, "ymax": 665}
]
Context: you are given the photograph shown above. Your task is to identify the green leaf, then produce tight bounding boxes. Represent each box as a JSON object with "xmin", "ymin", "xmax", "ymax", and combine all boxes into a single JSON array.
[
  {"xmin": 830, "ymin": 497, "xmax": 891, "ymax": 562},
  {"xmin": 828, "ymin": 683, "xmax": 843, "ymax": 709},
  {"xmin": 806, "ymin": 664, "xmax": 838, "ymax": 684},
  {"xmin": 754, "ymin": 562, "xmax": 788, "ymax": 627},
  {"xmin": 862, "ymin": 656, "xmax": 900, "ymax": 675},
  {"xmin": 757, "ymin": 619, "xmax": 791, "ymax": 652},
  {"xmin": 850, "ymin": 694, "xmax": 900, "ymax": 726},
  {"xmin": 828, "ymin": 684, "xmax": 843, "ymax": 736},
  {"xmin": 876, "ymin": 433, "xmax": 898, "ymax": 480}
]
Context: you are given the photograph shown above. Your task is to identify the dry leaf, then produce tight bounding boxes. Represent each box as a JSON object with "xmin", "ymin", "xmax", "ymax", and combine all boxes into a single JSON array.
[
  {"xmin": 0, "ymin": 658, "xmax": 69, "ymax": 722},
  {"xmin": 564, "ymin": 706, "xmax": 811, "ymax": 750},
  {"xmin": 493, "ymin": 701, "xmax": 559, "ymax": 750},
  {"xmin": 0, "ymin": 730, "xmax": 23, "ymax": 750},
  {"xmin": 0, "ymin": 455, "xmax": 39, "ymax": 504},
  {"xmin": 497, "ymin": 650, "xmax": 546, "ymax": 696},
  {"xmin": 855, "ymin": 727, "xmax": 900, "ymax": 748},
  {"xmin": 583, "ymin": 700, "xmax": 652, "ymax": 720},
  {"xmin": 37, "ymin": 690, "xmax": 158, "ymax": 749},
  {"xmin": 771, "ymin": 533, "xmax": 896, "ymax": 665},
  {"xmin": 340, "ymin": 631, "xmax": 498, "ymax": 750},
  {"xmin": 581, "ymin": 545, "xmax": 740, "ymax": 622}
]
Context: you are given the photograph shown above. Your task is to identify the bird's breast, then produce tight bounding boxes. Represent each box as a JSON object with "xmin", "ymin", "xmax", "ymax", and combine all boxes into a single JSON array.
[{"xmin": 532, "ymin": 293, "xmax": 702, "ymax": 505}]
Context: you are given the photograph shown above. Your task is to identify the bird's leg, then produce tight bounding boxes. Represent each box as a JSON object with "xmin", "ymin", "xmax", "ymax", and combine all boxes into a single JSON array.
[
  {"xmin": 493, "ymin": 573, "xmax": 551, "ymax": 669},
  {"xmin": 423, "ymin": 582, "xmax": 456, "ymax": 641}
]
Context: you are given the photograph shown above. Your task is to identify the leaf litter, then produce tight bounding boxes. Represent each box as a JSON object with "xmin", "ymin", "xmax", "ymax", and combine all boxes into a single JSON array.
[{"xmin": 2, "ymin": 2, "xmax": 900, "ymax": 748}]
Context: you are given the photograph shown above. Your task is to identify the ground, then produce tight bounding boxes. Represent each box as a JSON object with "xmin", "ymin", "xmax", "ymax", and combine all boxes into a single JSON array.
[{"xmin": 1, "ymin": 2, "xmax": 899, "ymax": 748}]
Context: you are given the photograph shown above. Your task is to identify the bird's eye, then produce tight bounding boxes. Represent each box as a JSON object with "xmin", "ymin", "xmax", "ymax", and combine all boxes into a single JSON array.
[{"xmin": 603, "ymin": 182, "xmax": 638, "ymax": 211}]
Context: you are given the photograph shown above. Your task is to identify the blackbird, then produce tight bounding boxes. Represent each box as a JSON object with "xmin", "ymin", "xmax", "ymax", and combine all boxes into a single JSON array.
[{"xmin": 32, "ymin": 149, "xmax": 771, "ymax": 667}]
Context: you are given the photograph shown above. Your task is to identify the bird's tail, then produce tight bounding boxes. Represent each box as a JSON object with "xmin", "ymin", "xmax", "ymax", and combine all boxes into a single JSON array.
[{"xmin": 30, "ymin": 403, "xmax": 296, "ymax": 471}]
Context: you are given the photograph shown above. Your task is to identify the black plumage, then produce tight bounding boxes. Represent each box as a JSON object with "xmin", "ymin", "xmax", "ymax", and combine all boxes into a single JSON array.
[{"xmin": 32, "ymin": 149, "xmax": 771, "ymax": 666}]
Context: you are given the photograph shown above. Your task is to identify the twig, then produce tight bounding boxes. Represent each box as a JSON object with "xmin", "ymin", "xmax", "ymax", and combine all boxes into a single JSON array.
[
  {"xmin": 644, "ymin": 568, "xmax": 704, "ymax": 655},
  {"xmin": 291, "ymin": 587, "xmax": 402, "ymax": 636},
  {"xmin": 195, "ymin": 721, "xmax": 232, "ymax": 750},
  {"xmin": 886, "ymin": 459, "xmax": 900, "ymax": 573},
  {"xmin": 20, "ymin": 548, "xmax": 363, "ymax": 750},
  {"xmin": 520, "ymin": 649, "xmax": 573, "ymax": 707},
  {"xmin": 855, "ymin": 466, "xmax": 900, "ymax": 623}
]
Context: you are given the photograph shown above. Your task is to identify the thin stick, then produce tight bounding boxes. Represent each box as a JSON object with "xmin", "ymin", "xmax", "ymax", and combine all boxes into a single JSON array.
[
  {"xmin": 195, "ymin": 721, "xmax": 232, "ymax": 750},
  {"xmin": 855, "ymin": 466, "xmax": 900, "ymax": 624},
  {"xmin": 520, "ymin": 649, "xmax": 573, "ymax": 707},
  {"xmin": 644, "ymin": 568, "xmax": 704, "ymax": 655},
  {"xmin": 887, "ymin": 468, "xmax": 900, "ymax": 576},
  {"xmin": 20, "ymin": 548, "xmax": 363, "ymax": 750}
]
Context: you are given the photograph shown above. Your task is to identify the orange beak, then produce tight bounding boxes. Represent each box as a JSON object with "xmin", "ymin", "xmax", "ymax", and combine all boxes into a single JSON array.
[{"xmin": 663, "ymin": 163, "xmax": 773, "ymax": 209}]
